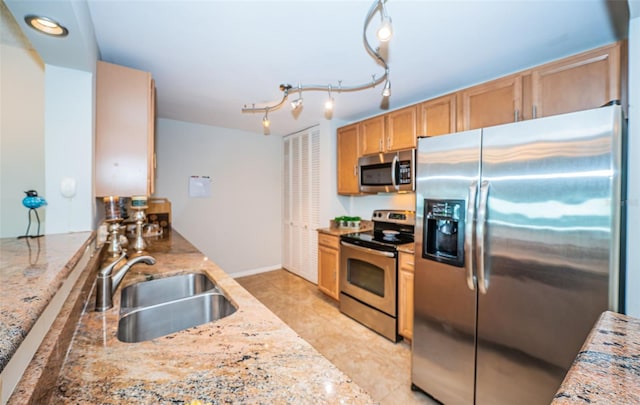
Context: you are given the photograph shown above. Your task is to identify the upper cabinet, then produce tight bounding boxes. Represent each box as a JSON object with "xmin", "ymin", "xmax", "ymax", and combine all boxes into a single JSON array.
[
  {"xmin": 334, "ymin": 41, "xmax": 626, "ymax": 194},
  {"xmin": 458, "ymin": 73, "xmax": 523, "ymax": 131},
  {"xmin": 95, "ymin": 61, "xmax": 156, "ymax": 197},
  {"xmin": 358, "ymin": 115, "xmax": 386, "ymax": 156},
  {"xmin": 359, "ymin": 106, "xmax": 418, "ymax": 156},
  {"xmin": 337, "ymin": 123, "xmax": 361, "ymax": 195},
  {"xmin": 418, "ymin": 94, "xmax": 457, "ymax": 137},
  {"xmin": 530, "ymin": 42, "xmax": 625, "ymax": 119},
  {"xmin": 386, "ymin": 105, "xmax": 418, "ymax": 151}
]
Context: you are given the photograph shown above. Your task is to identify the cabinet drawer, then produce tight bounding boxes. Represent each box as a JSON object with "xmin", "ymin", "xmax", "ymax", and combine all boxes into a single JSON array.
[
  {"xmin": 399, "ymin": 252, "xmax": 415, "ymax": 272},
  {"xmin": 318, "ymin": 233, "xmax": 340, "ymax": 249}
]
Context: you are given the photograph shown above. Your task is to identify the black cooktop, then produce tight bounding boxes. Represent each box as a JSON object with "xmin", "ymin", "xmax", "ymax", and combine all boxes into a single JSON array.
[{"xmin": 341, "ymin": 230, "xmax": 414, "ymax": 252}]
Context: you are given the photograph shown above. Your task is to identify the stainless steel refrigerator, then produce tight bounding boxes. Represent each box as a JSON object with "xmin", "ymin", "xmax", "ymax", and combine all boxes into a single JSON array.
[{"xmin": 412, "ymin": 105, "xmax": 625, "ymax": 404}]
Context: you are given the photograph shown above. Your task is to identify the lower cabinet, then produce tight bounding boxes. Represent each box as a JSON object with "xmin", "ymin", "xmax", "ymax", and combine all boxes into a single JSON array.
[
  {"xmin": 398, "ymin": 251, "xmax": 415, "ymax": 340},
  {"xmin": 318, "ymin": 232, "xmax": 340, "ymax": 300}
]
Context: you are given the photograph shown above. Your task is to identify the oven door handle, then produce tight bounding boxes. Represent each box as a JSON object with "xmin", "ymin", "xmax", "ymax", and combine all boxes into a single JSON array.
[{"xmin": 340, "ymin": 241, "xmax": 396, "ymax": 258}]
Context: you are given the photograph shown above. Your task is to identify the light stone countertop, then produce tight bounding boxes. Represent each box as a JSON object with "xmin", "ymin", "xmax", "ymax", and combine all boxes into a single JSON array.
[
  {"xmin": 552, "ymin": 311, "xmax": 640, "ymax": 404},
  {"xmin": 0, "ymin": 232, "xmax": 94, "ymax": 373},
  {"xmin": 44, "ymin": 230, "xmax": 374, "ymax": 404}
]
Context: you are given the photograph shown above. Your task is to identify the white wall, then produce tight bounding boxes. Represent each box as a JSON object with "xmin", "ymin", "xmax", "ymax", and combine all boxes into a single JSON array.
[
  {"xmin": 43, "ymin": 65, "xmax": 94, "ymax": 234},
  {"xmin": 0, "ymin": 44, "xmax": 45, "ymax": 237},
  {"xmin": 625, "ymin": 2, "xmax": 640, "ymax": 316},
  {"xmin": 155, "ymin": 118, "xmax": 283, "ymax": 275}
]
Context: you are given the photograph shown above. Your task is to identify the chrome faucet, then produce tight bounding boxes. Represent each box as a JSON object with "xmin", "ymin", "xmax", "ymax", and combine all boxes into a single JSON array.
[{"xmin": 95, "ymin": 252, "xmax": 156, "ymax": 311}]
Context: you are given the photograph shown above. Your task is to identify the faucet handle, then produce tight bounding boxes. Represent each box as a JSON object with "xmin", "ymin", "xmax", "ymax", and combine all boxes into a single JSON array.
[{"xmin": 99, "ymin": 251, "xmax": 127, "ymax": 276}]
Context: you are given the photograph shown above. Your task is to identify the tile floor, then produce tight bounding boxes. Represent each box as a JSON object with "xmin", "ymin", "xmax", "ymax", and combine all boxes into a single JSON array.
[{"xmin": 236, "ymin": 269, "xmax": 438, "ymax": 405}]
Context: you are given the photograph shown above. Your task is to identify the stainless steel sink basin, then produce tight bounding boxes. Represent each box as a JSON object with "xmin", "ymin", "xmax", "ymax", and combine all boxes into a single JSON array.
[
  {"xmin": 116, "ymin": 272, "xmax": 237, "ymax": 343},
  {"xmin": 117, "ymin": 292, "xmax": 237, "ymax": 343},
  {"xmin": 120, "ymin": 273, "xmax": 218, "ymax": 310}
]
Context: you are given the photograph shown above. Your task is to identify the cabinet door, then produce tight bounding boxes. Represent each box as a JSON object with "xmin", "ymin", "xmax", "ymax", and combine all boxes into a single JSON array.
[
  {"xmin": 458, "ymin": 74, "xmax": 523, "ymax": 131},
  {"xmin": 386, "ymin": 105, "xmax": 417, "ymax": 151},
  {"xmin": 318, "ymin": 242, "xmax": 340, "ymax": 300},
  {"xmin": 359, "ymin": 115, "xmax": 385, "ymax": 156},
  {"xmin": 95, "ymin": 61, "xmax": 154, "ymax": 197},
  {"xmin": 418, "ymin": 94, "xmax": 457, "ymax": 137},
  {"xmin": 531, "ymin": 42, "xmax": 623, "ymax": 119},
  {"xmin": 337, "ymin": 124, "xmax": 360, "ymax": 195},
  {"xmin": 398, "ymin": 252, "xmax": 415, "ymax": 340}
]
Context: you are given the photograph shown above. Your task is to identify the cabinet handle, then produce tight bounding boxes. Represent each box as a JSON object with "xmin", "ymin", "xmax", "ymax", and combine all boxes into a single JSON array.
[
  {"xmin": 379, "ymin": 139, "xmax": 383, "ymax": 151},
  {"xmin": 514, "ymin": 109, "xmax": 520, "ymax": 122},
  {"xmin": 387, "ymin": 136, "xmax": 391, "ymax": 150},
  {"xmin": 532, "ymin": 105, "xmax": 537, "ymax": 119},
  {"xmin": 353, "ymin": 165, "xmax": 357, "ymax": 177}
]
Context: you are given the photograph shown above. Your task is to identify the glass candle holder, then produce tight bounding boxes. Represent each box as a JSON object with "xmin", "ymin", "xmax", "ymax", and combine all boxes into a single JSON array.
[
  {"xmin": 103, "ymin": 196, "xmax": 121, "ymax": 221},
  {"xmin": 131, "ymin": 195, "xmax": 148, "ymax": 209}
]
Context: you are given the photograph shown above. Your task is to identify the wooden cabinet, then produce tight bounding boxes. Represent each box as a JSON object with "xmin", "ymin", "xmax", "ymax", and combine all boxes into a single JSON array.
[
  {"xmin": 95, "ymin": 61, "xmax": 155, "ymax": 197},
  {"xmin": 418, "ymin": 94, "xmax": 457, "ymax": 137},
  {"xmin": 359, "ymin": 106, "xmax": 417, "ymax": 156},
  {"xmin": 458, "ymin": 73, "xmax": 523, "ymax": 131},
  {"xmin": 337, "ymin": 123, "xmax": 360, "ymax": 195},
  {"xmin": 318, "ymin": 232, "xmax": 340, "ymax": 300},
  {"xmin": 530, "ymin": 41, "xmax": 625, "ymax": 119},
  {"xmin": 398, "ymin": 251, "xmax": 415, "ymax": 340},
  {"xmin": 386, "ymin": 105, "xmax": 418, "ymax": 150},
  {"xmin": 359, "ymin": 115, "xmax": 386, "ymax": 156}
]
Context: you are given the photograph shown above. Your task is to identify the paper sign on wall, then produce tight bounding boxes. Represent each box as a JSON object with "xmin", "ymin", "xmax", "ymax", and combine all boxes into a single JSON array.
[{"xmin": 189, "ymin": 175, "xmax": 211, "ymax": 198}]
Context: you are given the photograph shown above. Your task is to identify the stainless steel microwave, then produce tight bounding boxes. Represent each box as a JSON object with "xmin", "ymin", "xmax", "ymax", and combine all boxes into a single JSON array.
[{"xmin": 358, "ymin": 149, "xmax": 415, "ymax": 193}]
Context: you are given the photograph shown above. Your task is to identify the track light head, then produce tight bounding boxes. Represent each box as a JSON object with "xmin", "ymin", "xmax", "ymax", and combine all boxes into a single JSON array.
[
  {"xmin": 324, "ymin": 97, "xmax": 335, "ymax": 112},
  {"xmin": 382, "ymin": 79, "xmax": 391, "ymax": 97},
  {"xmin": 377, "ymin": 17, "xmax": 392, "ymax": 42},
  {"xmin": 291, "ymin": 97, "xmax": 303, "ymax": 111},
  {"xmin": 262, "ymin": 112, "xmax": 270, "ymax": 135}
]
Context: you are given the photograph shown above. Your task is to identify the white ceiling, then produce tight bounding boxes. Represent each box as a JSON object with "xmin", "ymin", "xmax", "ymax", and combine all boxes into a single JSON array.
[{"xmin": 3, "ymin": 0, "xmax": 630, "ymax": 136}]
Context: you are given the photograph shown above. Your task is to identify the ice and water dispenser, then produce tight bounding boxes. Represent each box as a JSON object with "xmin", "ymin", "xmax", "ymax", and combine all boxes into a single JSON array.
[{"xmin": 423, "ymin": 199, "xmax": 465, "ymax": 267}]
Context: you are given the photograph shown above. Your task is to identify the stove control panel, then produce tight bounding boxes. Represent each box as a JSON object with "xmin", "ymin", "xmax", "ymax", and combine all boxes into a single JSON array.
[{"xmin": 372, "ymin": 210, "xmax": 415, "ymax": 225}]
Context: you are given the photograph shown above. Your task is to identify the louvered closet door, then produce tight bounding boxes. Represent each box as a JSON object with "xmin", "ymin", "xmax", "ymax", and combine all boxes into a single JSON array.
[{"xmin": 282, "ymin": 127, "xmax": 320, "ymax": 283}]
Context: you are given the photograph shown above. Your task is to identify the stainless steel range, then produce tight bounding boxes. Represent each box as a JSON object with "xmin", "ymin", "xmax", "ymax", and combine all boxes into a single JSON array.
[{"xmin": 339, "ymin": 209, "xmax": 415, "ymax": 342}]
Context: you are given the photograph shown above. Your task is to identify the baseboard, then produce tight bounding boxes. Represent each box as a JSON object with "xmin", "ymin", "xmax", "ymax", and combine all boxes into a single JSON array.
[{"xmin": 231, "ymin": 264, "xmax": 282, "ymax": 278}]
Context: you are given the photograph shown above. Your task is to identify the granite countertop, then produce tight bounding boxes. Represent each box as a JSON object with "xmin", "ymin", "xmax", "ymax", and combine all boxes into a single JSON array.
[
  {"xmin": 0, "ymin": 232, "xmax": 94, "ymax": 373},
  {"xmin": 553, "ymin": 311, "xmax": 640, "ymax": 404},
  {"xmin": 46, "ymin": 230, "xmax": 373, "ymax": 404}
]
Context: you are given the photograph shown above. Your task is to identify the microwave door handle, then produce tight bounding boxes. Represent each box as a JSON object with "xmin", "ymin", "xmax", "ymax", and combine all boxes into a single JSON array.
[
  {"xmin": 391, "ymin": 154, "xmax": 400, "ymax": 190},
  {"xmin": 465, "ymin": 181, "xmax": 478, "ymax": 291},
  {"xmin": 340, "ymin": 241, "xmax": 396, "ymax": 258},
  {"xmin": 476, "ymin": 180, "xmax": 490, "ymax": 294}
]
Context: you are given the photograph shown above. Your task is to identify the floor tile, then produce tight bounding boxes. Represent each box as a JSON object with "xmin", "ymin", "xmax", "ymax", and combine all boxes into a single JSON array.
[{"xmin": 236, "ymin": 269, "xmax": 439, "ymax": 405}]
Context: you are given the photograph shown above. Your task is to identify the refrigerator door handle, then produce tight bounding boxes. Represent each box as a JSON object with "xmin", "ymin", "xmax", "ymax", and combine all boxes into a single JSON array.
[
  {"xmin": 476, "ymin": 180, "xmax": 490, "ymax": 294},
  {"xmin": 465, "ymin": 180, "xmax": 478, "ymax": 291}
]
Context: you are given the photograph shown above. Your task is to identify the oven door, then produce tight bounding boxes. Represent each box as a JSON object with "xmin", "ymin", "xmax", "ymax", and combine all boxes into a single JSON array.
[{"xmin": 339, "ymin": 241, "xmax": 397, "ymax": 316}]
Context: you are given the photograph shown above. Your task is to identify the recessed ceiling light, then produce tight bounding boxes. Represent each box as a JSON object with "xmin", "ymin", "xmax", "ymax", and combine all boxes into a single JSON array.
[{"xmin": 24, "ymin": 15, "xmax": 68, "ymax": 37}]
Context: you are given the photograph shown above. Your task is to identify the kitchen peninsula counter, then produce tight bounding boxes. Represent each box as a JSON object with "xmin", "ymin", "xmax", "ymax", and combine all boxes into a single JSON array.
[
  {"xmin": 0, "ymin": 232, "xmax": 94, "ymax": 373},
  {"xmin": 44, "ymin": 230, "xmax": 373, "ymax": 404},
  {"xmin": 553, "ymin": 311, "xmax": 640, "ymax": 404}
]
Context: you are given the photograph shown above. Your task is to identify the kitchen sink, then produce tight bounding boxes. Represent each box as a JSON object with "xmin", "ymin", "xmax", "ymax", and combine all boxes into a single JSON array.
[
  {"xmin": 117, "ymin": 292, "xmax": 237, "ymax": 343},
  {"xmin": 120, "ymin": 273, "xmax": 219, "ymax": 310},
  {"xmin": 116, "ymin": 272, "xmax": 236, "ymax": 343}
]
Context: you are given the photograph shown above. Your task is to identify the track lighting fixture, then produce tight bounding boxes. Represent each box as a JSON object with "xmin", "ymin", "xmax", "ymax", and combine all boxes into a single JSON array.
[
  {"xmin": 382, "ymin": 77, "xmax": 391, "ymax": 97},
  {"xmin": 262, "ymin": 110, "xmax": 271, "ymax": 135},
  {"xmin": 291, "ymin": 97, "xmax": 303, "ymax": 111},
  {"xmin": 376, "ymin": 2, "xmax": 392, "ymax": 42},
  {"xmin": 242, "ymin": 0, "xmax": 392, "ymax": 133},
  {"xmin": 325, "ymin": 96, "xmax": 335, "ymax": 113},
  {"xmin": 325, "ymin": 85, "xmax": 335, "ymax": 113}
]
